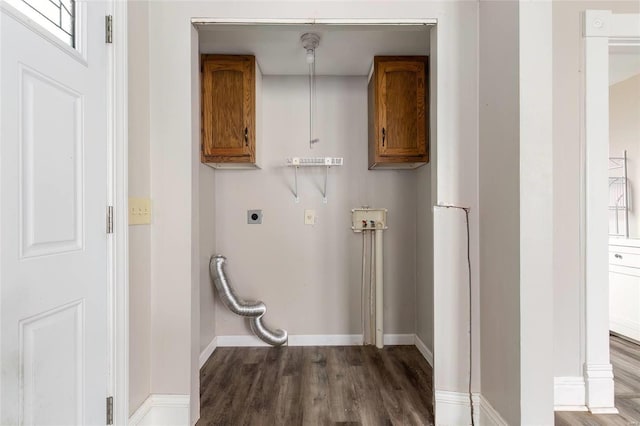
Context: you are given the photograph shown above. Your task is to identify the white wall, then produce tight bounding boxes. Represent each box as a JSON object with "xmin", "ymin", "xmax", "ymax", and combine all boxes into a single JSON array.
[
  {"xmin": 199, "ymin": 164, "xmax": 216, "ymax": 351},
  {"xmin": 141, "ymin": 2, "xmax": 479, "ymax": 424},
  {"xmin": 189, "ymin": 25, "xmax": 202, "ymax": 424},
  {"xmin": 552, "ymin": 0, "xmax": 640, "ymax": 381},
  {"xmin": 609, "ymin": 73, "xmax": 640, "ymax": 237},
  {"xmin": 127, "ymin": 0, "xmax": 151, "ymax": 415},
  {"xmin": 478, "ymin": 3, "xmax": 554, "ymax": 423},
  {"xmin": 213, "ymin": 76, "xmax": 418, "ymax": 337},
  {"xmin": 479, "ymin": 2, "xmax": 521, "ymax": 424},
  {"xmin": 415, "ymin": 163, "xmax": 433, "ymax": 349}
]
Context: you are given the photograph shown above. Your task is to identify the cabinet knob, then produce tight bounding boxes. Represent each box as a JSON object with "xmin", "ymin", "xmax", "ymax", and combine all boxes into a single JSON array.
[
  {"xmin": 244, "ymin": 127, "xmax": 248, "ymax": 146},
  {"xmin": 615, "ymin": 253, "xmax": 623, "ymax": 259},
  {"xmin": 382, "ymin": 128, "xmax": 386, "ymax": 147}
]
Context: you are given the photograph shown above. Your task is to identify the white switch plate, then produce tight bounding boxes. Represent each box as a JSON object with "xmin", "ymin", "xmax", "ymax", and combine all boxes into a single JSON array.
[
  {"xmin": 304, "ymin": 209, "xmax": 316, "ymax": 225},
  {"xmin": 129, "ymin": 197, "xmax": 151, "ymax": 225}
]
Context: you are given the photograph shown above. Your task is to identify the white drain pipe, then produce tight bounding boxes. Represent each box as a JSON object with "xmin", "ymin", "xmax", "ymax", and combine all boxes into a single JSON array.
[
  {"xmin": 375, "ymin": 223, "xmax": 384, "ymax": 349},
  {"xmin": 352, "ymin": 208, "xmax": 387, "ymax": 349}
]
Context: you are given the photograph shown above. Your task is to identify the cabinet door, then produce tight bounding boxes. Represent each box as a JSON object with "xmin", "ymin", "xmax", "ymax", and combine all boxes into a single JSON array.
[
  {"xmin": 202, "ymin": 55, "xmax": 255, "ymax": 160},
  {"xmin": 376, "ymin": 58, "xmax": 427, "ymax": 157}
]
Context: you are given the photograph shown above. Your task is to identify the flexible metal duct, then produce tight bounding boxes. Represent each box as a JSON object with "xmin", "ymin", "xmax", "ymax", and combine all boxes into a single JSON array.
[{"xmin": 209, "ymin": 255, "xmax": 288, "ymax": 346}]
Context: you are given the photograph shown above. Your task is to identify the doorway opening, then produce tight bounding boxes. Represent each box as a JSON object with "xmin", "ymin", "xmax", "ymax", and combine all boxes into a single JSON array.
[
  {"xmin": 192, "ymin": 20, "xmax": 437, "ymax": 423},
  {"xmin": 607, "ymin": 43, "xmax": 640, "ymax": 421}
]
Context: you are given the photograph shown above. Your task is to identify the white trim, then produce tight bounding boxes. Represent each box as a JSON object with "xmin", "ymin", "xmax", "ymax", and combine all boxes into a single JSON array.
[
  {"xmin": 433, "ymin": 391, "xmax": 510, "ymax": 426},
  {"xmin": 414, "ymin": 335, "xmax": 434, "ymax": 367},
  {"xmin": 216, "ymin": 334, "xmax": 363, "ymax": 347},
  {"xmin": 199, "ymin": 337, "xmax": 218, "ymax": 369},
  {"xmin": 215, "ymin": 333, "xmax": 417, "ymax": 348},
  {"xmin": 107, "ymin": 0, "xmax": 129, "ymax": 424},
  {"xmin": 0, "ymin": 1, "xmax": 87, "ymax": 64},
  {"xmin": 129, "ymin": 394, "xmax": 190, "ymax": 426},
  {"xmin": 583, "ymin": 10, "xmax": 640, "ymax": 40},
  {"xmin": 585, "ymin": 363, "xmax": 618, "ymax": 414},
  {"xmin": 554, "ymin": 377, "xmax": 587, "ymax": 411},
  {"xmin": 434, "ymin": 390, "xmax": 479, "ymax": 426},
  {"xmin": 128, "ymin": 397, "xmax": 154, "ymax": 426},
  {"xmin": 581, "ymin": 9, "xmax": 640, "ymax": 414},
  {"xmin": 290, "ymin": 334, "xmax": 363, "ymax": 346},
  {"xmin": 478, "ymin": 395, "xmax": 509, "ymax": 426},
  {"xmin": 191, "ymin": 17, "xmax": 437, "ymax": 26}
]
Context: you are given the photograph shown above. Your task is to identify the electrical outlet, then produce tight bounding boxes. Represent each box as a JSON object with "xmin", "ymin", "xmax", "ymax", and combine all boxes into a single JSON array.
[
  {"xmin": 247, "ymin": 210, "xmax": 263, "ymax": 224},
  {"xmin": 304, "ymin": 209, "xmax": 316, "ymax": 225},
  {"xmin": 129, "ymin": 197, "xmax": 151, "ymax": 225}
]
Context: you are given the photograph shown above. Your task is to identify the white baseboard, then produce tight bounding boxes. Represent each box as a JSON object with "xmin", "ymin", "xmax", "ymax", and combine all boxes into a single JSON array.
[
  {"xmin": 554, "ymin": 376, "xmax": 587, "ymax": 411},
  {"xmin": 129, "ymin": 394, "xmax": 190, "ymax": 426},
  {"xmin": 214, "ymin": 333, "xmax": 416, "ymax": 348},
  {"xmin": 414, "ymin": 335, "xmax": 434, "ymax": 367},
  {"xmin": 433, "ymin": 391, "xmax": 509, "ymax": 426},
  {"xmin": 291, "ymin": 334, "xmax": 364, "ymax": 346},
  {"xmin": 434, "ymin": 390, "xmax": 480, "ymax": 425},
  {"xmin": 585, "ymin": 363, "xmax": 618, "ymax": 413},
  {"xmin": 199, "ymin": 337, "xmax": 218, "ymax": 369},
  {"xmin": 478, "ymin": 395, "xmax": 508, "ymax": 425}
]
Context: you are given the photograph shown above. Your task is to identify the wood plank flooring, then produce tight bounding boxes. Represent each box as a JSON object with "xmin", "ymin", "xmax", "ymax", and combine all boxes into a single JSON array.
[
  {"xmin": 197, "ymin": 345, "xmax": 434, "ymax": 426},
  {"xmin": 555, "ymin": 335, "xmax": 640, "ymax": 425}
]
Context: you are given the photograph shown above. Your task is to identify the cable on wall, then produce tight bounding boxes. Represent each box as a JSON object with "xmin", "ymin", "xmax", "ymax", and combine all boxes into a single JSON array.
[{"xmin": 435, "ymin": 204, "xmax": 474, "ymax": 426}]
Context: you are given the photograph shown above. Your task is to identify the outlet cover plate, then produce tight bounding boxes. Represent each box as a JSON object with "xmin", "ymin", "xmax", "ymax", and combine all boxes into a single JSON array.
[
  {"xmin": 304, "ymin": 209, "xmax": 316, "ymax": 225},
  {"xmin": 247, "ymin": 209, "xmax": 263, "ymax": 224}
]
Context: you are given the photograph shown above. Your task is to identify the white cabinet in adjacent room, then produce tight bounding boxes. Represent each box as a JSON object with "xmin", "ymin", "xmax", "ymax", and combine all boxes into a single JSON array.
[{"xmin": 609, "ymin": 240, "xmax": 640, "ymax": 342}]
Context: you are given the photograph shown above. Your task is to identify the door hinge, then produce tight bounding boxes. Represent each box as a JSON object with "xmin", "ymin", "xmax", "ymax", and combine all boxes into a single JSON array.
[
  {"xmin": 106, "ymin": 396, "xmax": 113, "ymax": 425},
  {"xmin": 107, "ymin": 205, "xmax": 114, "ymax": 234},
  {"xmin": 105, "ymin": 15, "xmax": 113, "ymax": 44}
]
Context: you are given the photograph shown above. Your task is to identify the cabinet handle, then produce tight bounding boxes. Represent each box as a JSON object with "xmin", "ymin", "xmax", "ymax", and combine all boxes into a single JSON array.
[
  {"xmin": 244, "ymin": 127, "xmax": 248, "ymax": 146},
  {"xmin": 382, "ymin": 128, "xmax": 386, "ymax": 147},
  {"xmin": 615, "ymin": 254, "xmax": 623, "ymax": 259}
]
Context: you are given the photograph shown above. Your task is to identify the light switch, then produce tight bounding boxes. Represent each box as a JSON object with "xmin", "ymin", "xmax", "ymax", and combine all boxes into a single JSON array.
[
  {"xmin": 304, "ymin": 209, "xmax": 316, "ymax": 225},
  {"xmin": 129, "ymin": 197, "xmax": 151, "ymax": 225}
]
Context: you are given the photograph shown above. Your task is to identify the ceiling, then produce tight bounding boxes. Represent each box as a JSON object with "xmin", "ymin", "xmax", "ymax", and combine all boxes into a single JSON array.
[
  {"xmin": 610, "ymin": 45, "xmax": 640, "ymax": 85},
  {"xmin": 196, "ymin": 24, "xmax": 430, "ymax": 76}
]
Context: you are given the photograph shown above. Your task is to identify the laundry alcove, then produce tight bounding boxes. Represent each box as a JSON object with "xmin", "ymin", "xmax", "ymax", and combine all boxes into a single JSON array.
[{"xmin": 193, "ymin": 20, "xmax": 437, "ymax": 423}]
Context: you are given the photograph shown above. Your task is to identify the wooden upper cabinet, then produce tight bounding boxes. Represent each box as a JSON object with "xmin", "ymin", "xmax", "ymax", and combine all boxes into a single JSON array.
[
  {"xmin": 368, "ymin": 56, "xmax": 429, "ymax": 169},
  {"xmin": 201, "ymin": 55, "xmax": 261, "ymax": 168}
]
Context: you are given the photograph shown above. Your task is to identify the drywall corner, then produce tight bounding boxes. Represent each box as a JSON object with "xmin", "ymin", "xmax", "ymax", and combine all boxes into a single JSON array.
[{"xmin": 478, "ymin": 1, "xmax": 521, "ymax": 424}]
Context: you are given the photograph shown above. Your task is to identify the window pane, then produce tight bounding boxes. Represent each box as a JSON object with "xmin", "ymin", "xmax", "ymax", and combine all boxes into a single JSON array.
[{"xmin": 7, "ymin": 0, "xmax": 75, "ymax": 48}]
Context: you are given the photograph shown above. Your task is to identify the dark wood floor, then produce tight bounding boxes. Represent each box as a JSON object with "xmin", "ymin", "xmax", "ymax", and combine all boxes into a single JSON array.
[
  {"xmin": 555, "ymin": 335, "xmax": 640, "ymax": 425},
  {"xmin": 197, "ymin": 345, "xmax": 434, "ymax": 425}
]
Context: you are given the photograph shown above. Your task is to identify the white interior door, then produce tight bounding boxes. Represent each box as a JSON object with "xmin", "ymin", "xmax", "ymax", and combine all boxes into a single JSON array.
[{"xmin": 1, "ymin": 1, "xmax": 110, "ymax": 424}]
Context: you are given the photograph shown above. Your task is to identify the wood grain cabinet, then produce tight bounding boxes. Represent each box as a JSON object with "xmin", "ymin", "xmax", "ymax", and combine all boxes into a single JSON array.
[
  {"xmin": 368, "ymin": 56, "xmax": 429, "ymax": 169},
  {"xmin": 201, "ymin": 54, "xmax": 262, "ymax": 168}
]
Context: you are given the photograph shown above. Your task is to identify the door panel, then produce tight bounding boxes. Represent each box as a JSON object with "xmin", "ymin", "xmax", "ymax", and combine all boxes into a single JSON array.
[
  {"xmin": 202, "ymin": 55, "xmax": 254, "ymax": 159},
  {"xmin": 385, "ymin": 70, "xmax": 419, "ymax": 151},
  {"xmin": 1, "ymin": 2, "xmax": 109, "ymax": 425},
  {"xmin": 21, "ymin": 300, "xmax": 84, "ymax": 426},
  {"xmin": 20, "ymin": 65, "xmax": 84, "ymax": 258},
  {"xmin": 378, "ymin": 60, "xmax": 427, "ymax": 157},
  {"xmin": 210, "ymin": 69, "xmax": 244, "ymax": 151}
]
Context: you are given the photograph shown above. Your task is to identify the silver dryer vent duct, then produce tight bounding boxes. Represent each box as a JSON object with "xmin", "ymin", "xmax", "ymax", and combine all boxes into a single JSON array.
[{"xmin": 209, "ymin": 255, "xmax": 288, "ymax": 346}]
